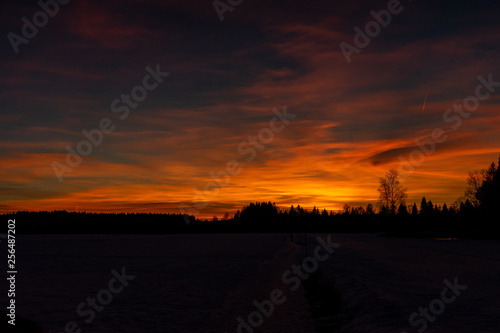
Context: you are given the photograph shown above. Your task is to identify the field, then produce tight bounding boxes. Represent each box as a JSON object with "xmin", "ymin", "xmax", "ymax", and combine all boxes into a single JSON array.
[{"xmin": 1, "ymin": 233, "xmax": 499, "ymax": 332}]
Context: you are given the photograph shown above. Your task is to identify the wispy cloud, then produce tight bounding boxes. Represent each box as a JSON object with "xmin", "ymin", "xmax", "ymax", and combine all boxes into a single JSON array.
[{"xmin": 1, "ymin": 0, "xmax": 499, "ymax": 217}]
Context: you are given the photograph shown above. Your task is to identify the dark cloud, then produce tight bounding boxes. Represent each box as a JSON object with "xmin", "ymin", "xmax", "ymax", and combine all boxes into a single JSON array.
[{"xmin": 1, "ymin": 0, "xmax": 500, "ymax": 216}]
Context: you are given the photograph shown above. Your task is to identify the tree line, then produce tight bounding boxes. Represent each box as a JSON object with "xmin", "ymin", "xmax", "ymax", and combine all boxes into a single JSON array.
[
  {"xmin": 375, "ymin": 155, "xmax": 500, "ymax": 218},
  {"xmin": 231, "ymin": 155, "xmax": 500, "ymax": 237},
  {"xmin": 2, "ymin": 156, "xmax": 499, "ymax": 238}
]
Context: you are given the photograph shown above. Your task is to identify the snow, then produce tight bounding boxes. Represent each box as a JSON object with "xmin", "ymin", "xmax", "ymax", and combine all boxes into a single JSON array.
[
  {"xmin": 9, "ymin": 234, "xmax": 293, "ymax": 332},
  {"xmin": 3, "ymin": 233, "xmax": 499, "ymax": 332},
  {"xmin": 312, "ymin": 233, "xmax": 500, "ymax": 332}
]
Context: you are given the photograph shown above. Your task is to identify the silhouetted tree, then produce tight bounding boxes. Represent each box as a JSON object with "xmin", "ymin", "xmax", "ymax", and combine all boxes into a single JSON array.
[
  {"xmin": 377, "ymin": 170, "xmax": 407, "ymax": 214},
  {"xmin": 398, "ymin": 203, "xmax": 409, "ymax": 216},
  {"xmin": 350, "ymin": 206, "xmax": 364, "ymax": 215},
  {"xmin": 427, "ymin": 200, "xmax": 435, "ymax": 215},
  {"xmin": 466, "ymin": 155, "xmax": 500, "ymax": 216},
  {"xmin": 442, "ymin": 203, "xmax": 449, "ymax": 215},
  {"xmin": 296, "ymin": 205, "xmax": 305, "ymax": 216},
  {"xmin": 237, "ymin": 201, "xmax": 279, "ymax": 227},
  {"xmin": 366, "ymin": 203, "xmax": 375, "ymax": 215},
  {"xmin": 466, "ymin": 171, "xmax": 486, "ymax": 207},
  {"xmin": 420, "ymin": 197, "xmax": 428, "ymax": 215},
  {"xmin": 411, "ymin": 203, "xmax": 418, "ymax": 216},
  {"xmin": 379, "ymin": 205, "xmax": 390, "ymax": 215},
  {"xmin": 459, "ymin": 199, "xmax": 474, "ymax": 216},
  {"xmin": 342, "ymin": 204, "xmax": 351, "ymax": 216}
]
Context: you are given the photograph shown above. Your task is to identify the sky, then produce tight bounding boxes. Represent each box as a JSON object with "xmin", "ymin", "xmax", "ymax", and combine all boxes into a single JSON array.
[{"xmin": 1, "ymin": 0, "xmax": 500, "ymax": 218}]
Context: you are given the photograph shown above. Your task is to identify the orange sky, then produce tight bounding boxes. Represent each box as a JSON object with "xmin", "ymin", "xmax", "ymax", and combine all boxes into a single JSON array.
[{"xmin": 1, "ymin": 0, "xmax": 500, "ymax": 219}]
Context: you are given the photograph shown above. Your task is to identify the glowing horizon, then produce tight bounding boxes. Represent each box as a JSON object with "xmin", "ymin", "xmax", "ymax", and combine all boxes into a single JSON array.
[{"xmin": 1, "ymin": 0, "xmax": 500, "ymax": 219}]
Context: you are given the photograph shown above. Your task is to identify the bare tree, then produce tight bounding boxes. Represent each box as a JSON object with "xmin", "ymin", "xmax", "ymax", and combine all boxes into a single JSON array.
[
  {"xmin": 377, "ymin": 169, "xmax": 407, "ymax": 214},
  {"xmin": 465, "ymin": 169, "xmax": 485, "ymax": 207},
  {"xmin": 465, "ymin": 156, "xmax": 500, "ymax": 214}
]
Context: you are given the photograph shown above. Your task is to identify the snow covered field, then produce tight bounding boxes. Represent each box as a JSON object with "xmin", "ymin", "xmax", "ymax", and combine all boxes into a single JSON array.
[
  {"xmin": 314, "ymin": 234, "xmax": 500, "ymax": 333},
  {"xmin": 2, "ymin": 233, "xmax": 499, "ymax": 332}
]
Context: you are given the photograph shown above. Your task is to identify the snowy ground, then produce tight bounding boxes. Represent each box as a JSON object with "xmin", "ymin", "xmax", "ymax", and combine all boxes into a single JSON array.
[
  {"xmin": 2, "ymin": 234, "xmax": 499, "ymax": 332},
  {"xmin": 7, "ymin": 234, "xmax": 292, "ymax": 332},
  {"xmin": 312, "ymin": 234, "xmax": 500, "ymax": 333}
]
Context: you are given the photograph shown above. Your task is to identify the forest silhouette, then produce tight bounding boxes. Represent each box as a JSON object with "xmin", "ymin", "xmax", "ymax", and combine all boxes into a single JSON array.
[{"xmin": 3, "ymin": 155, "xmax": 499, "ymax": 238}]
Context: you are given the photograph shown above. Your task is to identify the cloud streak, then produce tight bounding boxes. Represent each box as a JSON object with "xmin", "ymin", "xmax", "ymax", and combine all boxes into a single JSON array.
[{"xmin": 1, "ymin": 0, "xmax": 500, "ymax": 217}]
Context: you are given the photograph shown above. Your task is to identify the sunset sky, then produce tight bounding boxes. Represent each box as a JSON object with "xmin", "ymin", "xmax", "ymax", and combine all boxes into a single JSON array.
[{"xmin": 1, "ymin": 0, "xmax": 499, "ymax": 218}]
